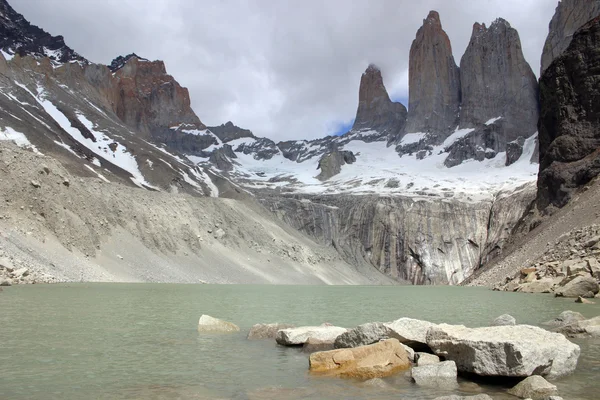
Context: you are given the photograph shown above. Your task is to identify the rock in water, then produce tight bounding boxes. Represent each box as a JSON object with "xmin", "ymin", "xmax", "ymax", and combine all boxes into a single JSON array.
[
  {"xmin": 383, "ymin": 317, "xmax": 437, "ymax": 349},
  {"xmin": 247, "ymin": 323, "xmax": 295, "ymax": 340},
  {"xmin": 411, "ymin": 361, "xmax": 458, "ymax": 388},
  {"xmin": 544, "ymin": 310, "xmax": 586, "ymax": 327},
  {"xmin": 507, "ymin": 375, "xmax": 558, "ymax": 399},
  {"xmin": 491, "ymin": 314, "xmax": 516, "ymax": 326},
  {"xmin": 554, "ymin": 316, "xmax": 600, "ymax": 338},
  {"xmin": 352, "ymin": 64, "xmax": 407, "ymax": 136},
  {"xmin": 308, "ymin": 338, "xmax": 411, "ymax": 379},
  {"xmin": 459, "ymin": 19, "xmax": 538, "ymax": 143},
  {"xmin": 275, "ymin": 326, "xmax": 347, "ymax": 346},
  {"xmin": 426, "ymin": 324, "xmax": 580, "ymax": 379},
  {"xmin": 554, "ymin": 276, "xmax": 600, "ymax": 298},
  {"xmin": 540, "ymin": 0, "xmax": 600, "ymax": 75},
  {"xmin": 334, "ymin": 322, "xmax": 397, "ymax": 349},
  {"xmin": 405, "ymin": 11, "xmax": 460, "ymax": 137},
  {"xmin": 538, "ymin": 16, "xmax": 600, "ymax": 209},
  {"xmin": 197, "ymin": 315, "xmax": 240, "ymax": 333}
]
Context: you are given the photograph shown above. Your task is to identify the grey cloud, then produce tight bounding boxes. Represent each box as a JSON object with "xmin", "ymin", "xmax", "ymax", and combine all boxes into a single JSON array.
[{"xmin": 14, "ymin": 0, "xmax": 557, "ymax": 140}]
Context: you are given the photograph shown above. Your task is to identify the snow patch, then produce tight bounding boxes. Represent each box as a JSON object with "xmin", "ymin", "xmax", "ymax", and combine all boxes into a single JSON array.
[
  {"xmin": 1, "ymin": 49, "xmax": 14, "ymax": 61},
  {"xmin": 0, "ymin": 126, "xmax": 41, "ymax": 153},
  {"xmin": 401, "ymin": 132, "xmax": 426, "ymax": 145},
  {"xmin": 485, "ymin": 116, "xmax": 502, "ymax": 125},
  {"xmin": 443, "ymin": 128, "xmax": 475, "ymax": 148}
]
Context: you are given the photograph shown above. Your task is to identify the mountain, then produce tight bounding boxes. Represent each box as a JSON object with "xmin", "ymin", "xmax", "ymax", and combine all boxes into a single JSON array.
[
  {"xmin": 0, "ymin": 0, "xmax": 86, "ymax": 64},
  {"xmin": 405, "ymin": 11, "xmax": 461, "ymax": 137},
  {"xmin": 540, "ymin": 0, "xmax": 600, "ymax": 75}
]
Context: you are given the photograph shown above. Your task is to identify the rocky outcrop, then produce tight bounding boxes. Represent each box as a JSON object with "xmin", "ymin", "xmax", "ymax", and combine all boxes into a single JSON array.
[
  {"xmin": 540, "ymin": 0, "xmax": 600, "ymax": 75},
  {"xmin": 208, "ymin": 121, "xmax": 255, "ymax": 143},
  {"xmin": 197, "ymin": 315, "xmax": 240, "ymax": 333},
  {"xmin": 0, "ymin": 0, "xmax": 87, "ymax": 64},
  {"xmin": 352, "ymin": 64, "xmax": 407, "ymax": 136},
  {"xmin": 538, "ymin": 17, "xmax": 600, "ymax": 209},
  {"xmin": 275, "ymin": 325, "xmax": 347, "ymax": 346},
  {"xmin": 405, "ymin": 11, "xmax": 461, "ymax": 137},
  {"xmin": 316, "ymin": 150, "xmax": 356, "ymax": 181},
  {"xmin": 459, "ymin": 19, "xmax": 538, "ymax": 143},
  {"xmin": 426, "ymin": 324, "xmax": 580, "ymax": 379},
  {"xmin": 308, "ymin": 338, "xmax": 411, "ymax": 379}
]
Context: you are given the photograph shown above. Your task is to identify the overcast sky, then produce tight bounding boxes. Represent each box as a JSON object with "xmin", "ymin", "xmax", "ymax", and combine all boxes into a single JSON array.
[{"xmin": 14, "ymin": 0, "xmax": 558, "ymax": 141}]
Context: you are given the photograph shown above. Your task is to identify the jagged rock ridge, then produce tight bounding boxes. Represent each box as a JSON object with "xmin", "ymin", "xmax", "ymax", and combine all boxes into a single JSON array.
[
  {"xmin": 405, "ymin": 11, "xmax": 461, "ymax": 137},
  {"xmin": 0, "ymin": 0, "xmax": 86, "ymax": 64},
  {"xmin": 538, "ymin": 16, "xmax": 600, "ymax": 210},
  {"xmin": 540, "ymin": 0, "xmax": 600, "ymax": 75}
]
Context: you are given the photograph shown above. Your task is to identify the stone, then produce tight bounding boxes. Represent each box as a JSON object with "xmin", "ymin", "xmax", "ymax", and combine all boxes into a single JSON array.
[
  {"xmin": 0, "ymin": 257, "xmax": 14, "ymax": 272},
  {"xmin": 405, "ymin": 11, "xmax": 461, "ymax": 136},
  {"xmin": 0, "ymin": 279, "xmax": 11, "ymax": 286},
  {"xmin": 556, "ymin": 316, "xmax": 600, "ymax": 338},
  {"xmin": 555, "ymin": 276, "xmax": 599, "ymax": 298},
  {"xmin": 384, "ymin": 317, "xmax": 437, "ymax": 349},
  {"xmin": 426, "ymin": 324, "xmax": 580, "ymax": 379},
  {"xmin": 521, "ymin": 267, "xmax": 537, "ymax": 275},
  {"xmin": 566, "ymin": 261, "xmax": 590, "ymax": 276},
  {"xmin": 544, "ymin": 310, "xmax": 586, "ymax": 327},
  {"xmin": 352, "ymin": 64, "xmax": 407, "ymax": 135},
  {"xmin": 275, "ymin": 326, "xmax": 347, "ymax": 346},
  {"xmin": 540, "ymin": 0, "xmax": 600, "ymax": 75},
  {"xmin": 575, "ymin": 296, "xmax": 595, "ymax": 304},
  {"xmin": 538, "ymin": 16, "xmax": 600, "ymax": 209},
  {"xmin": 459, "ymin": 19, "xmax": 538, "ymax": 144},
  {"xmin": 402, "ymin": 343, "xmax": 415, "ymax": 362},
  {"xmin": 308, "ymin": 338, "xmax": 411, "ymax": 379},
  {"xmin": 491, "ymin": 314, "xmax": 516, "ymax": 326},
  {"xmin": 12, "ymin": 267, "xmax": 29, "ymax": 278},
  {"xmin": 197, "ymin": 315, "xmax": 240, "ymax": 333},
  {"xmin": 30, "ymin": 180, "xmax": 40, "ymax": 188},
  {"xmin": 433, "ymin": 396, "xmax": 493, "ymax": 400},
  {"xmin": 411, "ymin": 360, "xmax": 458, "ymax": 388},
  {"xmin": 302, "ymin": 338, "xmax": 335, "ymax": 353},
  {"xmin": 507, "ymin": 375, "xmax": 558, "ymax": 400},
  {"xmin": 213, "ymin": 228, "xmax": 226, "ymax": 239},
  {"xmin": 334, "ymin": 322, "xmax": 397, "ymax": 349},
  {"xmin": 415, "ymin": 352, "xmax": 440, "ymax": 366},
  {"xmin": 247, "ymin": 323, "xmax": 295, "ymax": 340}
]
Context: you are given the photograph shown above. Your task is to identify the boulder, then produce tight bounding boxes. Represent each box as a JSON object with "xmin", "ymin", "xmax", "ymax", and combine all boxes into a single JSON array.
[
  {"xmin": 415, "ymin": 352, "xmax": 440, "ymax": 366},
  {"xmin": 247, "ymin": 323, "xmax": 295, "ymax": 340},
  {"xmin": 402, "ymin": 344, "xmax": 415, "ymax": 362},
  {"xmin": 555, "ymin": 316, "xmax": 600, "ymax": 338},
  {"xmin": 334, "ymin": 322, "xmax": 397, "ymax": 349},
  {"xmin": 411, "ymin": 360, "xmax": 458, "ymax": 388},
  {"xmin": 518, "ymin": 278, "xmax": 560, "ymax": 293},
  {"xmin": 575, "ymin": 296, "xmax": 595, "ymax": 304},
  {"xmin": 491, "ymin": 314, "xmax": 516, "ymax": 326},
  {"xmin": 433, "ymin": 396, "xmax": 493, "ymax": 400},
  {"xmin": 544, "ymin": 310, "xmax": 585, "ymax": 327},
  {"xmin": 308, "ymin": 338, "xmax": 411, "ymax": 379},
  {"xmin": 384, "ymin": 317, "xmax": 437, "ymax": 349},
  {"xmin": 276, "ymin": 325, "xmax": 347, "ymax": 346},
  {"xmin": 426, "ymin": 324, "xmax": 580, "ymax": 379},
  {"xmin": 197, "ymin": 315, "xmax": 240, "ymax": 333},
  {"xmin": 0, "ymin": 279, "xmax": 12, "ymax": 286},
  {"xmin": 12, "ymin": 267, "xmax": 29, "ymax": 278},
  {"xmin": 507, "ymin": 375, "xmax": 558, "ymax": 399},
  {"xmin": 566, "ymin": 260, "xmax": 590, "ymax": 276},
  {"xmin": 302, "ymin": 338, "xmax": 336, "ymax": 353},
  {"xmin": 555, "ymin": 276, "xmax": 599, "ymax": 298}
]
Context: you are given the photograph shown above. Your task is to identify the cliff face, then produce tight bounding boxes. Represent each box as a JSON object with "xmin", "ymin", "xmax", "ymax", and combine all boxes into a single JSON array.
[
  {"xmin": 260, "ymin": 185, "xmax": 535, "ymax": 285},
  {"xmin": 405, "ymin": 11, "xmax": 461, "ymax": 137},
  {"xmin": 540, "ymin": 0, "xmax": 600, "ymax": 75},
  {"xmin": 459, "ymin": 19, "xmax": 538, "ymax": 143},
  {"xmin": 352, "ymin": 64, "xmax": 407, "ymax": 136},
  {"xmin": 538, "ymin": 16, "xmax": 600, "ymax": 210}
]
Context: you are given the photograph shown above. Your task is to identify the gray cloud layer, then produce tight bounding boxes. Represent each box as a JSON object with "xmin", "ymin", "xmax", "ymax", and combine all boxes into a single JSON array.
[{"xmin": 14, "ymin": 0, "xmax": 557, "ymax": 140}]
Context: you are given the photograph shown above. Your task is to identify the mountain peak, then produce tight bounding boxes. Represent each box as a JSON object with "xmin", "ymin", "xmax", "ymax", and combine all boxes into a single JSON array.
[
  {"xmin": 425, "ymin": 10, "xmax": 441, "ymax": 26},
  {"xmin": 109, "ymin": 53, "xmax": 149, "ymax": 72},
  {"xmin": 0, "ymin": 0, "xmax": 87, "ymax": 64}
]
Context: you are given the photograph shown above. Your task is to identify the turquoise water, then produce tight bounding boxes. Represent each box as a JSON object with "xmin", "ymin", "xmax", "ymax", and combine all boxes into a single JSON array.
[{"xmin": 0, "ymin": 284, "xmax": 598, "ymax": 399}]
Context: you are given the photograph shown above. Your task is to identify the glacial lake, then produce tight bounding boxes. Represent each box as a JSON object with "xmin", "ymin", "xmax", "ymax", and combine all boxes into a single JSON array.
[{"xmin": 1, "ymin": 284, "xmax": 599, "ymax": 400}]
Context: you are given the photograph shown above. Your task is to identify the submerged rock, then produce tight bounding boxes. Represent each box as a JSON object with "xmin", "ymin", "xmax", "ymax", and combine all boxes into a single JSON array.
[
  {"xmin": 426, "ymin": 324, "xmax": 580, "ymax": 379},
  {"xmin": 308, "ymin": 338, "xmax": 411, "ymax": 379},
  {"xmin": 197, "ymin": 315, "xmax": 240, "ymax": 333},
  {"xmin": 507, "ymin": 375, "xmax": 558, "ymax": 399},
  {"xmin": 275, "ymin": 325, "xmax": 347, "ymax": 346},
  {"xmin": 411, "ymin": 360, "xmax": 458, "ymax": 388},
  {"xmin": 247, "ymin": 323, "xmax": 295, "ymax": 340}
]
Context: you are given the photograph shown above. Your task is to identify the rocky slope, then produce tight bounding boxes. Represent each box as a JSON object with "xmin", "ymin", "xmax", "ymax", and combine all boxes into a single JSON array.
[
  {"xmin": 405, "ymin": 11, "xmax": 461, "ymax": 137},
  {"xmin": 540, "ymin": 0, "xmax": 600, "ymax": 75},
  {"xmin": 538, "ymin": 16, "xmax": 600, "ymax": 210}
]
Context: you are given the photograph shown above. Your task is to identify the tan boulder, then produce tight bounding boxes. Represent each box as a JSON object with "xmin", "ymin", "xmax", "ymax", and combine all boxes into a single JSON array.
[
  {"xmin": 197, "ymin": 315, "xmax": 240, "ymax": 333},
  {"xmin": 309, "ymin": 338, "xmax": 411, "ymax": 379},
  {"xmin": 521, "ymin": 267, "xmax": 536, "ymax": 275}
]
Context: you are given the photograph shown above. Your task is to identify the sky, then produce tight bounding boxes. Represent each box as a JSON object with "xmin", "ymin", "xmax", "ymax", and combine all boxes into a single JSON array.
[{"xmin": 13, "ymin": 0, "xmax": 558, "ymax": 141}]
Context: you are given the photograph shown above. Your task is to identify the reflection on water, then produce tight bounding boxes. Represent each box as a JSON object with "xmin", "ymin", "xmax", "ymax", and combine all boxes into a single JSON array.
[{"xmin": 0, "ymin": 284, "xmax": 598, "ymax": 399}]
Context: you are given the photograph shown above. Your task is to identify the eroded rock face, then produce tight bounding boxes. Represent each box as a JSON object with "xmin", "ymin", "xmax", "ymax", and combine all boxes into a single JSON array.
[
  {"xmin": 308, "ymin": 338, "xmax": 411, "ymax": 379},
  {"xmin": 405, "ymin": 11, "xmax": 461, "ymax": 137},
  {"xmin": 316, "ymin": 150, "xmax": 356, "ymax": 181},
  {"xmin": 352, "ymin": 64, "xmax": 407, "ymax": 136},
  {"xmin": 459, "ymin": 19, "xmax": 538, "ymax": 143},
  {"xmin": 538, "ymin": 17, "xmax": 600, "ymax": 209},
  {"xmin": 540, "ymin": 0, "xmax": 600, "ymax": 75},
  {"xmin": 426, "ymin": 324, "xmax": 580, "ymax": 379},
  {"xmin": 208, "ymin": 121, "xmax": 255, "ymax": 143}
]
